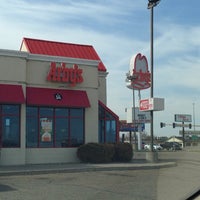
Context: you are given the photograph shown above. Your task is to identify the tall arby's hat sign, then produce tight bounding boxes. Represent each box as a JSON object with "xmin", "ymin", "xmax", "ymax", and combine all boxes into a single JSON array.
[{"xmin": 126, "ymin": 53, "xmax": 151, "ymax": 90}]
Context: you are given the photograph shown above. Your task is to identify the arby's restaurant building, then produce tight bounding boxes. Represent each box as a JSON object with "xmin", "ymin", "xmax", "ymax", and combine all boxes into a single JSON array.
[{"xmin": 0, "ymin": 38, "xmax": 119, "ymax": 165}]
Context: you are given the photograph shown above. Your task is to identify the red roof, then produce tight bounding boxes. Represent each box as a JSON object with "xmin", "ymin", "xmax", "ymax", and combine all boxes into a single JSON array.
[{"xmin": 20, "ymin": 38, "xmax": 107, "ymax": 72}]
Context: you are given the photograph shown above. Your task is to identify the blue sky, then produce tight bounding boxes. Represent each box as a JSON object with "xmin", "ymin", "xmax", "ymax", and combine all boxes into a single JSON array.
[{"xmin": 0, "ymin": 0, "xmax": 200, "ymax": 137}]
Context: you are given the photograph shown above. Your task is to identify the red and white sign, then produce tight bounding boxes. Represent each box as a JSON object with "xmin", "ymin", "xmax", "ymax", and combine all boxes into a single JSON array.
[
  {"xmin": 139, "ymin": 98, "xmax": 164, "ymax": 112},
  {"xmin": 127, "ymin": 53, "xmax": 151, "ymax": 90},
  {"xmin": 139, "ymin": 99, "xmax": 153, "ymax": 111}
]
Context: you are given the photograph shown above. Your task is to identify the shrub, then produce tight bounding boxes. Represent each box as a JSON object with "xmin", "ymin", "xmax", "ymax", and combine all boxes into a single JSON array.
[
  {"xmin": 113, "ymin": 143, "xmax": 133, "ymax": 162},
  {"xmin": 77, "ymin": 142, "xmax": 133, "ymax": 163},
  {"xmin": 77, "ymin": 143, "xmax": 114, "ymax": 163},
  {"xmin": 100, "ymin": 143, "xmax": 115, "ymax": 162}
]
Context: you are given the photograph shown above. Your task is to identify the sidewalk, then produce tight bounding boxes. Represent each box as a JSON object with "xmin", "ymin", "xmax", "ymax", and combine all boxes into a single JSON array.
[{"xmin": 0, "ymin": 160, "xmax": 176, "ymax": 176}]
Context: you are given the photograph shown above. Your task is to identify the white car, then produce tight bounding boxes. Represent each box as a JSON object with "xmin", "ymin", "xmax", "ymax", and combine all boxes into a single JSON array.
[
  {"xmin": 144, "ymin": 144, "xmax": 163, "ymax": 151},
  {"xmin": 154, "ymin": 144, "xmax": 163, "ymax": 151}
]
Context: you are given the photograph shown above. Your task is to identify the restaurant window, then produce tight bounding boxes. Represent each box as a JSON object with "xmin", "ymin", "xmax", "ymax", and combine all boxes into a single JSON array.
[
  {"xmin": 26, "ymin": 107, "xmax": 38, "ymax": 147},
  {"xmin": 70, "ymin": 109, "xmax": 84, "ymax": 146},
  {"xmin": 55, "ymin": 108, "xmax": 68, "ymax": 147},
  {"xmin": 26, "ymin": 107, "xmax": 84, "ymax": 148},
  {"xmin": 98, "ymin": 101, "xmax": 119, "ymax": 143},
  {"xmin": 39, "ymin": 108, "xmax": 54, "ymax": 147},
  {"xmin": 0, "ymin": 105, "xmax": 20, "ymax": 147}
]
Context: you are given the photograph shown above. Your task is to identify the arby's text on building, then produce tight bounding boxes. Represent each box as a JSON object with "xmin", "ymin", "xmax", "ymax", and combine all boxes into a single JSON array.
[{"xmin": 47, "ymin": 62, "xmax": 84, "ymax": 86}]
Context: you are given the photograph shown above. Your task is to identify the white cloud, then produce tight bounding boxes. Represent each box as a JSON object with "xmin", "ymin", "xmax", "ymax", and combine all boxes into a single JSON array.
[
  {"xmin": 155, "ymin": 24, "xmax": 200, "ymax": 58},
  {"xmin": 1, "ymin": 0, "xmax": 144, "ymax": 28}
]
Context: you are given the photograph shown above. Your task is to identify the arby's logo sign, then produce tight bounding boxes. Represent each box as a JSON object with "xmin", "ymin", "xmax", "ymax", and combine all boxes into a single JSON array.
[
  {"xmin": 139, "ymin": 99, "xmax": 153, "ymax": 111},
  {"xmin": 128, "ymin": 53, "xmax": 151, "ymax": 90},
  {"xmin": 47, "ymin": 62, "xmax": 83, "ymax": 86}
]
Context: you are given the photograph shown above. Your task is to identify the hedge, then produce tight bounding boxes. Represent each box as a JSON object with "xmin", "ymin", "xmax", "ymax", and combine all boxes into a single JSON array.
[
  {"xmin": 77, "ymin": 142, "xmax": 133, "ymax": 163},
  {"xmin": 113, "ymin": 143, "xmax": 133, "ymax": 162}
]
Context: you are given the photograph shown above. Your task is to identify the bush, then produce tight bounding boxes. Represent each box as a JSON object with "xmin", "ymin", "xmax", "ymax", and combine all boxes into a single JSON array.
[
  {"xmin": 77, "ymin": 143, "xmax": 114, "ymax": 163},
  {"xmin": 77, "ymin": 142, "xmax": 133, "ymax": 163},
  {"xmin": 113, "ymin": 143, "xmax": 133, "ymax": 162}
]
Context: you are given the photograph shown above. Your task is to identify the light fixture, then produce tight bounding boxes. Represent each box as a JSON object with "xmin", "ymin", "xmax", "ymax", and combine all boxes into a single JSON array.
[{"xmin": 148, "ymin": 0, "xmax": 161, "ymax": 9}]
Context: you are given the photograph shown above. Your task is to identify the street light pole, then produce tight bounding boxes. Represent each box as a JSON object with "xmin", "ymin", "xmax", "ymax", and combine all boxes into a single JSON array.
[
  {"xmin": 193, "ymin": 102, "xmax": 196, "ymax": 132},
  {"xmin": 150, "ymin": 5, "xmax": 154, "ymax": 153},
  {"xmin": 147, "ymin": 0, "xmax": 160, "ymax": 153}
]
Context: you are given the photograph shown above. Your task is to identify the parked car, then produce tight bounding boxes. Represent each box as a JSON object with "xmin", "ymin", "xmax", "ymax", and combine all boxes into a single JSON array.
[
  {"xmin": 154, "ymin": 144, "xmax": 163, "ymax": 151},
  {"xmin": 160, "ymin": 142, "xmax": 182, "ymax": 151},
  {"xmin": 144, "ymin": 144, "xmax": 150, "ymax": 150},
  {"xmin": 144, "ymin": 144, "xmax": 163, "ymax": 151}
]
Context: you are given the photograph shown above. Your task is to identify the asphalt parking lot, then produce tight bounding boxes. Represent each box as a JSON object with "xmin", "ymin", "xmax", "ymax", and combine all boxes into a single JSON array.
[
  {"xmin": 0, "ymin": 169, "xmax": 159, "ymax": 200},
  {"xmin": 0, "ymin": 151, "xmax": 199, "ymax": 200}
]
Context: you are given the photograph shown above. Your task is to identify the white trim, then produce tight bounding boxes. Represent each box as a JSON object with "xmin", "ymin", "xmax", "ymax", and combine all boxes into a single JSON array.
[
  {"xmin": 0, "ymin": 49, "xmax": 99, "ymax": 67},
  {"xmin": 0, "ymin": 49, "xmax": 28, "ymax": 58},
  {"xmin": 98, "ymin": 71, "xmax": 109, "ymax": 77}
]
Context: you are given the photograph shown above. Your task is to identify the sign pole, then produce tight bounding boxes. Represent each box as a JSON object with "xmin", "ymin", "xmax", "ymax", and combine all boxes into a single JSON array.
[
  {"xmin": 133, "ymin": 88, "xmax": 137, "ymax": 150},
  {"xmin": 182, "ymin": 121, "xmax": 185, "ymax": 147},
  {"xmin": 129, "ymin": 131, "xmax": 132, "ymax": 144}
]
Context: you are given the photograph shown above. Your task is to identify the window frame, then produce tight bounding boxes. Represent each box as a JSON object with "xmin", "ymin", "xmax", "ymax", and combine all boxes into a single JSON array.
[
  {"xmin": 0, "ymin": 104, "xmax": 21, "ymax": 148},
  {"xmin": 98, "ymin": 101, "xmax": 119, "ymax": 143},
  {"xmin": 26, "ymin": 106, "xmax": 85, "ymax": 148}
]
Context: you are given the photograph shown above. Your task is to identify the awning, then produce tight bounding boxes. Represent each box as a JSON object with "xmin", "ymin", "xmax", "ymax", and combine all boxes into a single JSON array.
[
  {"xmin": 0, "ymin": 84, "xmax": 25, "ymax": 104},
  {"xmin": 26, "ymin": 87, "xmax": 90, "ymax": 107}
]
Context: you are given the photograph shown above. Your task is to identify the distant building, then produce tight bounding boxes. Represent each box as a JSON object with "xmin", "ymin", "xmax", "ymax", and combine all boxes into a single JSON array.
[{"xmin": 167, "ymin": 136, "xmax": 183, "ymax": 147}]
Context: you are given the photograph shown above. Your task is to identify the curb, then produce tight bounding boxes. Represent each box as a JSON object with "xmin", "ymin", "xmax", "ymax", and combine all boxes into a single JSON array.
[{"xmin": 0, "ymin": 161, "xmax": 177, "ymax": 176}]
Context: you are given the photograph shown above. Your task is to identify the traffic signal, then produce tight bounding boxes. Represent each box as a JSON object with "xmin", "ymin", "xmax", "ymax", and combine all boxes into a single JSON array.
[
  {"xmin": 189, "ymin": 124, "xmax": 192, "ymax": 129},
  {"xmin": 160, "ymin": 122, "xmax": 165, "ymax": 128},
  {"xmin": 172, "ymin": 123, "xmax": 176, "ymax": 128}
]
